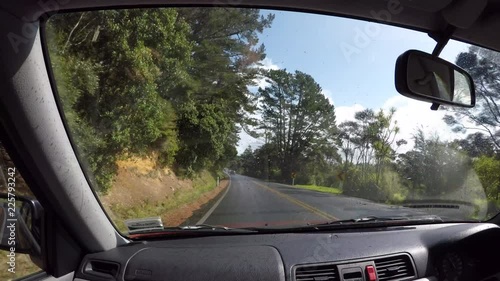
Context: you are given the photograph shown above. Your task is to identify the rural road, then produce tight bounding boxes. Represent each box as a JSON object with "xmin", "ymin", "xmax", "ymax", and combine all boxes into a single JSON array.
[{"xmin": 200, "ymin": 174, "xmax": 428, "ymax": 228}]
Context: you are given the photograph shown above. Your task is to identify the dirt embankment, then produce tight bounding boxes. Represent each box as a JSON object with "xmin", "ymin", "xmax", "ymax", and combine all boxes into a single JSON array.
[{"xmin": 100, "ymin": 157, "xmax": 228, "ymax": 227}]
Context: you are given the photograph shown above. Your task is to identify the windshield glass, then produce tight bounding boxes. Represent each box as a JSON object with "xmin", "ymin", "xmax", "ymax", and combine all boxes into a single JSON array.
[{"xmin": 44, "ymin": 7, "xmax": 500, "ymax": 235}]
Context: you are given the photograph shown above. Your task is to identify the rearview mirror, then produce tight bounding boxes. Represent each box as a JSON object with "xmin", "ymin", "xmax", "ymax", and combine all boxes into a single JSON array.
[
  {"xmin": 0, "ymin": 194, "xmax": 43, "ymax": 257},
  {"xmin": 395, "ymin": 50, "xmax": 475, "ymax": 108}
]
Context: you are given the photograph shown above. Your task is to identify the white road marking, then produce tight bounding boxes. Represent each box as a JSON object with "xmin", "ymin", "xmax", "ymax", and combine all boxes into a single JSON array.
[{"xmin": 196, "ymin": 174, "xmax": 232, "ymax": 224}]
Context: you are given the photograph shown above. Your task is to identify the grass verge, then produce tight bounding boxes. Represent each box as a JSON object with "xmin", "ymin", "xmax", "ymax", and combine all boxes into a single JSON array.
[
  {"xmin": 0, "ymin": 253, "xmax": 41, "ymax": 280},
  {"xmin": 294, "ymin": 184, "xmax": 342, "ymax": 195},
  {"xmin": 110, "ymin": 170, "xmax": 217, "ymax": 233}
]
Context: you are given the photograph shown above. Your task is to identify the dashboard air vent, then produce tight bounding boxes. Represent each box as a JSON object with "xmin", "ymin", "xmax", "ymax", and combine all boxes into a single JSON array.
[
  {"xmin": 295, "ymin": 264, "xmax": 338, "ymax": 281},
  {"xmin": 374, "ymin": 254, "xmax": 415, "ymax": 281}
]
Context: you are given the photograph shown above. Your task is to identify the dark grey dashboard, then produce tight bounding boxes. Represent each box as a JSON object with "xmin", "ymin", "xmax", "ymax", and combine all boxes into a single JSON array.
[{"xmin": 74, "ymin": 223, "xmax": 500, "ymax": 281}]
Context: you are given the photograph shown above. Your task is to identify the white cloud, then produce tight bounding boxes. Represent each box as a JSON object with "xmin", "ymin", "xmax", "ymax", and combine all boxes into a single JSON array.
[
  {"xmin": 381, "ymin": 95, "xmax": 467, "ymax": 151},
  {"xmin": 248, "ymin": 58, "xmax": 280, "ymax": 92},
  {"xmin": 322, "ymin": 89, "xmax": 335, "ymax": 105},
  {"xmin": 252, "ymin": 75, "xmax": 271, "ymax": 90},
  {"xmin": 335, "ymin": 104, "xmax": 365, "ymax": 124},
  {"xmin": 240, "ymin": 53, "xmax": 481, "ymax": 155},
  {"xmin": 237, "ymin": 129, "xmax": 264, "ymax": 154},
  {"xmin": 238, "ymin": 94, "xmax": 480, "ymax": 155},
  {"xmin": 333, "ymin": 95, "xmax": 481, "ymax": 153},
  {"xmin": 259, "ymin": 57, "xmax": 280, "ymax": 70},
  {"xmin": 240, "ymin": 58, "xmax": 281, "ymax": 154},
  {"xmin": 439, "ymin": 40, "xmax": 469, "ymax": 63}
]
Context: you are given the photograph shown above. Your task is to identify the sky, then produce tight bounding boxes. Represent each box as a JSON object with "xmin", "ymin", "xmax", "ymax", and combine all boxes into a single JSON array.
[{"xmin": 237, "ymin": 10, "xmax": 474, "ymax": 154}]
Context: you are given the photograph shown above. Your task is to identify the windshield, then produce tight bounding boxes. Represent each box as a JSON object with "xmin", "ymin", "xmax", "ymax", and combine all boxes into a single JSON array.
[{"xmin": 44, "ymin": 7, "xmax": 500, "ymax": 235}]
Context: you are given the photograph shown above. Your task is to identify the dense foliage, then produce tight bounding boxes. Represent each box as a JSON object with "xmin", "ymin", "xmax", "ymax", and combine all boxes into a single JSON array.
[
  {"xmin": 257, "ymin": 70, "xmax": 338, "ymax": 182},
  {"xmin": 46, "ymin": 8, "xmax": 274, "ymax": 191},
  {"xmin": 444, "ymin": 46, "xmax": 500, "ymax": 208}
]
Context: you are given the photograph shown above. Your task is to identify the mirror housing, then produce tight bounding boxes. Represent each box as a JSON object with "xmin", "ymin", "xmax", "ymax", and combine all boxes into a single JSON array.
[
  {"xmin": 0, "ymin": 193, "xmax": 43, "ymax": 257},
  {"xmin": 395, "ymin": 50, "xmax": 475, "ymax": 108}
]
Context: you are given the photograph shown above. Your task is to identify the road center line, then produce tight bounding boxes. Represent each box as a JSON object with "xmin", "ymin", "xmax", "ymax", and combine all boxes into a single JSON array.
[{"xmin": 252, "ymin": 181, "xmax": 338, "ymax": 221}]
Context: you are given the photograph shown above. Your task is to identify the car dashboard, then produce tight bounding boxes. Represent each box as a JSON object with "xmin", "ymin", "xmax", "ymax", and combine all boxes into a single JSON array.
[{"xmin": 74, "ymin": 223, "xmax": 500, "ymax": 281}]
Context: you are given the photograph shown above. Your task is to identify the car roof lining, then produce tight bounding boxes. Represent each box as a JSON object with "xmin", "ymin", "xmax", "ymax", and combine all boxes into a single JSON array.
[{"xmin": 1, "ymin": 0, "xmax": 500, "ymax": 53}]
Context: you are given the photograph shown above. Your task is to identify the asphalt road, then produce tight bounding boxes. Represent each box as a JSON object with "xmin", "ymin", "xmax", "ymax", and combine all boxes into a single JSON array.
[{"xmin": 200, "ymin": 174, "xmax": 429, "ymax": 228}]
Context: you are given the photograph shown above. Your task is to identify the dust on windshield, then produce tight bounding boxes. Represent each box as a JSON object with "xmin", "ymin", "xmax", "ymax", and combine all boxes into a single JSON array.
[{"xmin": 44, "ymin": 7, "xmax": 500, "ymax": 234}]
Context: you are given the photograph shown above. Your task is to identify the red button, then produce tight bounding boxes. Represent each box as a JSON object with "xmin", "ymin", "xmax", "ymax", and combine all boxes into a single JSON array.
[{"xmin": 365, "ymin": 265, "xmax": 377, "ymax": 281}]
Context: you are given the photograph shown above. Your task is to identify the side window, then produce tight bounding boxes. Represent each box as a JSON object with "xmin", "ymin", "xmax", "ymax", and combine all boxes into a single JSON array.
[{"xmin": 0, "ymin": 141, "xmax": 43, "ymax": 280}]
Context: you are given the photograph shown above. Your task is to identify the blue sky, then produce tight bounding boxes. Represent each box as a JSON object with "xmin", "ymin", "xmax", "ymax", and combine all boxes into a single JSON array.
[{"xmin": 238, "ymin": 9, "xmax": 472, "ymax": 153}]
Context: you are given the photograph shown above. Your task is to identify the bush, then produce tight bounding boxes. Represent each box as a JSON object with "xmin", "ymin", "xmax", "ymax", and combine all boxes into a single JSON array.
[{"xmin": 341, "ymin": 166, "xmax": 407, "ymax": 204}]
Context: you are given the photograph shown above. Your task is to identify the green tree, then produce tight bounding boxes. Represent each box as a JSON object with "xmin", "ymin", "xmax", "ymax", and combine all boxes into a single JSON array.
[
  {"xmin": 297, "ymin": 144, "xmax": 339, "ymax": 186},
  {"xmin": 452, "ymin": 132, "xmax": 496, "ymax": 158},
  {"xmin": 372, "ymin": 108, "xmax": 401, "ymax": 184},
  {"xmin": 338, "ymin": 120, "xmax": 360, "ymax": 168},
  {"xmin": 473, "ymin": 156, "xmax": 500, "ymax": 201},
  {"xmin": 338, "ymin": 108, "xmax": 404, "ymax": 196},
  {"xmin": 46, "ymin": 8, "xmax": 275, "ymax": 189},
  {"xmin": 239, "ymin": 146, "xmax": 257, "ymax": 177},
  {"xmin": 172, "ymin": 8, "xmax": 274, "ymax": 175},
  {"xmin": 258, "ymin": 69, "xmax": 338, "ymax": 181},
  {"xmin": 444, "ymin": 46, "xmax": 500, "ymax": 149},
  {"xmin": 47, "ymin": 9, "xmax": 193, "ymax": 190},
  {"xmin": 397, "ymin": 129, "xmax": 471, "ymax": 197},
  {"xmin": 175, "ymin": 102, "xmax": 237, "ymax": 176}
]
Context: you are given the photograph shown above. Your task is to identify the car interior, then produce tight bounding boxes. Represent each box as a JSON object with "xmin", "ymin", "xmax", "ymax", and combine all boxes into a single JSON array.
[{"xmin": 1, "ymin": 0, "xmax": 500, "ymax": 281}]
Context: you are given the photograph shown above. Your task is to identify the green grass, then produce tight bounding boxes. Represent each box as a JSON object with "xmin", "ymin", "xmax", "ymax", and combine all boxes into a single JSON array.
[
  {"xmin": 110, "ymin": 170, "xmax": 217, "ymax": 233},
  {"xmin": 294, "ymin": 184, "xmax": 342, "ymax": 195},
  {"xmin": 0, "ymin": 253, "xmax": 41, "ymax": 280}
]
